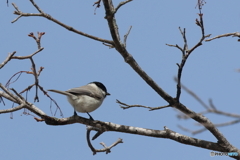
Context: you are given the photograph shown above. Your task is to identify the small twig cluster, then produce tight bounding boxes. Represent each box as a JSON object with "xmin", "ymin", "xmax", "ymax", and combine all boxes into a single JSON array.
[
  {"xmin": 0, "ymin": 31, "xmax": 63, "ymax": 117},
  {"xmin": 86, "ymin": 126, "xmax": 123, "ymax": 155}
]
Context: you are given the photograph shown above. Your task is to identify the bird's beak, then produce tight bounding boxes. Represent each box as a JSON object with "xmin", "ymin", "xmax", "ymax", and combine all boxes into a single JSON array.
[{"xmin": 106, "ymin": 92, "xmax": 111, "ymax": 96}]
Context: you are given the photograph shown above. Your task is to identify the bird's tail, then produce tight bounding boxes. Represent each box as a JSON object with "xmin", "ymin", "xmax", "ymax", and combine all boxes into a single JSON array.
[{"xmin": 48, "ymin": 89, "xmax": 73, "ymax": 97}]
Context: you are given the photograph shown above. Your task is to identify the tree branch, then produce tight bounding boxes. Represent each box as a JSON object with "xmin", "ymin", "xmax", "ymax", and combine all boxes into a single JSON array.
[
  {"xmin": 0, "ymin": 51, "xmax": 16, "ymax": 69},
  {"xmin": 86, "ymin": 126, "xmax": 123, "ymax": 155},
  {"xmin": 102, "ymin": 0, "xmax": 173, "ymax": 104},
  {"xmin": 114, "ymin": 0, "xmax": 133, "ymax": 14},
  {"xmin": 117, "ymin": 99, "xmax": 170, "ymax": 111},
  {"xmin": 11, "ymin": 2, "xmax": 114, "ymax": 46},
  {"xmin": 1, "ymin": 86, "xmax": 238, "ymax": 155},
  {"xmin": 205, "ymin": 32, "xmax": 240, "ymax": 42},
  {"xmin": 102, "ymin": 0, "xmax": 238, "ymax": 154}
]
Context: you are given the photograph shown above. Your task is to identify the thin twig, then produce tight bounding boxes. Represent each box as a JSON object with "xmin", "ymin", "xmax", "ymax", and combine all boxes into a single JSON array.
[
  {"xmin": 179, "ymin": 27, "xmax": 188, "ymax": 52},
  {"xmin": 29, "ymin": 0, "xmax": 44, "ymax": 13},
  {"xmin": 10, "ymin": 88, "xmax": 25, "ymax": 101},
  {"xmin": 171, "ymin": 12, "xmax": 207, "ymax": 101},
  {"xmin": 0, "ymin": 103, "xmax": 25, "ymax": 114},
  {"xmin": 0, "ymin": 51, "xmax": 16, "ymax": 69},
  {"xmin": 205, "ymin": 32, "xmax": 240, "ymax": 42},
  {"xmin": 165, "ymin": 44, "xmax": 183, "ymax": 52},
  {"xmin": 174, "ymin": 77, "xmax": 209, "ymax": 110},
  {"xmin": 208, "ymin": 109, "xmax": 240, "ymax": 118},
  {"xmin": 39, "ymin": 85, "xmax": 63, "ymax": 117},
  {"xmin": 29, "ymin": 57, "xmax": 39, "ymax": 102},
  {"xmin": 12, "ymin": 48, "xmax": 44, "ymax": 59},
  {"xmin": 11, "ymin": 15, "xmax": 22, "ymax": 23},
  {"xmin": 114, "ymin": 0, "xmax": 133, "ymax": 14},
  {"xmin": 12, "ymin": 3, "xmax": 21, "ymax": 12},
  {"xmin": 86, "ymin": 126, "xmax": 123, "ymax": 155},
  {"xmin": 179, "ymin": 118, "xmax": 240, "ymax": 135},
  {"xmin": 117, "ymin": 99, "xmax": 170, "ymax": 111},
  {"xmin": 123, "ymin": 26, "xmax": 132, "ymax": 48}
]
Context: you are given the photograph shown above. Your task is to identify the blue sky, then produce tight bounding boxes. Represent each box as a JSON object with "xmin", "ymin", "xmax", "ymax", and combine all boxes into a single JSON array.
[{"xmin": 1, "ymin": 0, "xmax": 239, "ymax": 159}]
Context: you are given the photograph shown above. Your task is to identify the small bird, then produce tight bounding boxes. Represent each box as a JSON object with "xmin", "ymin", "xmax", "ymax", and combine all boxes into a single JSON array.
[{"xmin": 48, "ymin": 81, "xmax": 110, "ymax": 120}]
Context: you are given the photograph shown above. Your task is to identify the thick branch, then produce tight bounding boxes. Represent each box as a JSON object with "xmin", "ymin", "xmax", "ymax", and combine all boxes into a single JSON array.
[
  {"xmin": 0, "ymin": 91, "xmax": 18, "ymax": 103},
  {"xmin": 1, "ymin": 86, "xmax": 239, "ymax": 156},
  {"xmin": 102, "ymin": 0, "xmax": 237, "ymax": 153},
  {"xmin": 102, "ymin": 0, "xmax": 173, "ymax": 104},
  {"xmin": 28, "ymin": 114, "xmax": 240, "ymax": 154}
]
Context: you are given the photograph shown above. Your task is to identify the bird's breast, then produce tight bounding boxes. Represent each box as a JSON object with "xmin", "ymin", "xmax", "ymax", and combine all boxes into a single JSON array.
[{"xmin": 67, "ymin": 95, "xmax": 103, "ymax": 113}]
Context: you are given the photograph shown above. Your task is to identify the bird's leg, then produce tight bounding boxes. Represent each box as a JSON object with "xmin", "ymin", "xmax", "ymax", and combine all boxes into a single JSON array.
[
  {"xmin": 73, "ymin": 110, "xmax": 78, "ymax": 116},
  {"xmin": 87, "ymin": 112, "xmax": 94, "ymax": 121}
]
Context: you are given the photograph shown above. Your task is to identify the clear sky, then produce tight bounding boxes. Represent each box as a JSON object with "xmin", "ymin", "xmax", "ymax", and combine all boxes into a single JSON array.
[{"xmin": 1, "ymin": 0, "xmax": 239, "ymax": 160}]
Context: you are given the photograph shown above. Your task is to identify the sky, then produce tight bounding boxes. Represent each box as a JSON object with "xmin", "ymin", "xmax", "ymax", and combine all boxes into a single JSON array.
[{"xmin": 1, "ymin": 0, "xmax": 240, "ymax": 160}]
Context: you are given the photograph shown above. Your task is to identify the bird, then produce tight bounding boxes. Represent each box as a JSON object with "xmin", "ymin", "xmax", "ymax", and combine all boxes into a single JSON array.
[{"xmin": 48, "ymin": 81, "xmax": 110, "ymax": 120}]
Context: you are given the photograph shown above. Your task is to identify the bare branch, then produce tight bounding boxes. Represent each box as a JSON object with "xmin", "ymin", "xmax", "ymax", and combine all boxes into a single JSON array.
[
  {"xmin": 41, "ymin": 114, "xmax": 238, "ymax": 153},
  {"xmin": 39, "ymin": 85, "xmax": 63, "ymax": 117},
  {"xmin": 102, "ymin": 1, "xmax": 236, "ymax": 152},
  {"xmin": 174, "ymin": 77, "xmax": 209, "ymax": 110},
  {"xmin": 29, "ymin": 0, "xmax": 44, "ymax": 13},
  {"xmin": 196, "ymin": 119, "xmax": 240, "ymax": 127},
  {"xmin": 11, "ymin": 15, "xmax": 22, "ymax": 23},
  {"xmin": 179, "ymin": 119, "xmax": 240, "ymax": 135},
  {"xmin": 165, "ymin": 44, "xmax": 183, "ymax": 52},
  {"xmin": 117, "ymin": 99, "xmax": 170, "ymax": 111},
  {"xmin": 10, "ymin": 88, "xmax": 25, "ymax": 100},
  {"xmin": 0, "ymin": 91, "xmax": 18, "ymax": 103},
  {"xmin": 179, "ymin": 27, "xmax": 188, "ymax": 51},
  {"xmin": 208, "ymin": 109, "xmax": 240, "ymax": 118},
  {"xmin": 205, "ymin": 32, "xmax": 240, "ymax": 42},
  {"xmin": 103, "ymin": 42, "xmax": 115, "ymax": 48},
  {"xmin": 123, "ymin": 26, "xmax": 132, "ymax": 48},
  {"xmin": 93, "ymin": 0, "xmax": 101, "ymax": 8},
  {"xmin": 178, "ymin": 124, "xmax": 207, "ymax": 135},
  {"xmin": 208, "ymin": 98, "xmax": 216, "ymax": 110},
  {"xmin": 11, "ymin": 48, "xmax": 44, "ymax": 59},
  {"xmin": 27, "ymin": 32, "xmax": 45, "ymax": 49},
  {"xmin": 196, "ymin": 0, "xmax": 206, "ymax": 10},
  {"xmin": 0, "ymin": 51, "xmax": 16, "ymax": 69},
  {"xmin": 11, "ymin": 2, "xmax": 114, "ymax": 45},
  {"xmin": 89, "ymin": 126, "xmax": 104, "ymax": 140},
  {"xmin": 177, "ymin": 82, "xmax": 240, "ymax": 119},
  {"xmin": 11, "ymin": 2, "xmax": 21, "ymax": 11},
  {"xmin": 0, "ymin": 103, "xmax": 25, "ymax": 114},
  {"xmin": 86, "ymin": 126, "xmax": 123, "ymax": 155},
  {"xmin": 102, "ymin": 0, "xmax": 173, "ymax": 104},
  {"xmin": 114, "ymin": 0, "xmax": 133, "ymax": 14},
  {"xmin": 0, "ymin": 83, "xmax": 20, "ymax": 103},
  {"xmin": 167, "ymin": 13, "xmax": 208, "ymax": 102},
  {"xmin": 1, "ymin": 88, "xmax": 239, "ymax": 155}
]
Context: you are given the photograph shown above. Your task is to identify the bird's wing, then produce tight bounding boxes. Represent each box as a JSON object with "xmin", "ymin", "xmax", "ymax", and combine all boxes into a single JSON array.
[{"xmin": 67, "ymin": 86, "xmax": 101, "ymax": 100}]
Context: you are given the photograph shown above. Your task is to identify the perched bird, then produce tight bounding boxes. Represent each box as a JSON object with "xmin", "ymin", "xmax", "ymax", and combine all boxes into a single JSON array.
[{"xmin": 48, "ymin": 81, "xmax": 110, "ymax": 120}]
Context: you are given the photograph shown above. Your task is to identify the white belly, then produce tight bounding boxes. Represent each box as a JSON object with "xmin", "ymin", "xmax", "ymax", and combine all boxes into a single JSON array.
[{"xmin": 67, "ymin": 95, "xmax": 102, "ymax": 113}]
